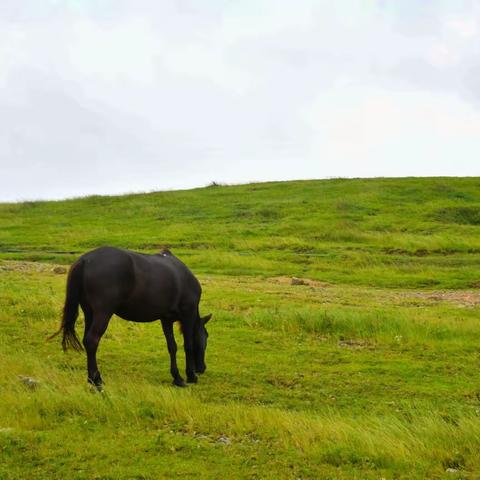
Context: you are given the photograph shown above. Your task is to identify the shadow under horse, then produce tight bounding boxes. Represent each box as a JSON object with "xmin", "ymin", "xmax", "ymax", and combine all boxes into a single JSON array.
[{"xmin": 49, "ymin": 246, "xmax": 211, "ymax": 389}]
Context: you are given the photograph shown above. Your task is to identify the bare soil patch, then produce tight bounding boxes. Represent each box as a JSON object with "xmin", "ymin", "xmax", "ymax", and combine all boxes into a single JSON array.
[
  {"xmin": 269, "ymin": 276, "xmax": 330, "ymax": 288},
  {"xmin": 405, "ymin": 290, "xmax": 480, "ymax": 307},
  {"xmin": 0, "ymin": 260, "xmax": 64, "ymax": 274}
]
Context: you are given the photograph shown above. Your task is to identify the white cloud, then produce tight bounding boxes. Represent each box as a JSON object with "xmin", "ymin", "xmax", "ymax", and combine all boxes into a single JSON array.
[
  {"xmin": 69, "ymin": 18, "xmax": 158, "ymax": 85},
  {"xmin": 306, "ymin": 87, "xmax": 480, "ymax": 176},
  {"xmin": 0, "ymin": 0, "xmax": 479, "ymax": 201}
]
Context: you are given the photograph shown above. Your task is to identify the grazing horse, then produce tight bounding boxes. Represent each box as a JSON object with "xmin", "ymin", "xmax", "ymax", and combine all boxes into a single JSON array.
[{"xmin": 49, "ymin": 246, "xmax": 211, "ymax": 389}]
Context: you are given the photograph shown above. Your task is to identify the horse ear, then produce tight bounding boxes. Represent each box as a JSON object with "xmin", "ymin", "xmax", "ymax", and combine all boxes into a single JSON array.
[{"xmin": 202, "ymin": 313, "xmax": 212, "ymax": 324}]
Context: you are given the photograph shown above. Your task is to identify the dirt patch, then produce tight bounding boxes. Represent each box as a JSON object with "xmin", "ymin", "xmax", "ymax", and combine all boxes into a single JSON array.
[
  {"xmin": 406, "ymin": 290, "xmax": 480, "ymax": 307},
  {"xmin": 269, "ymin": 276, "xmax": 330, "ymax": 288},
  {"xmin": 0, "ymin": 260, "xmax": 65, "ymax": 274},
  {"xmin": 338, "ymin": 339, "xmax": 370, "ymax": 349}
]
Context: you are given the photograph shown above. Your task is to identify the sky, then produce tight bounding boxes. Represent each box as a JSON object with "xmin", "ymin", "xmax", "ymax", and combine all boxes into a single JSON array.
[{"xmin": 1, "ymin": 0, "xmax": 480, "ymax": 202}]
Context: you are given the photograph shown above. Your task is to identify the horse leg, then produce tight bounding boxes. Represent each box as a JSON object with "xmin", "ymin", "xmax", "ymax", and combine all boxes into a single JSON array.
[
  {"xmin": 180, "ymin": 313, "xmax": 197, "ymax": 384},
  {"xmin": 83, "ymin": 311, "xmax": 111, "ymax": 390},
  {"xmin": 81, "ymin": 303, "xmax": 93, "ymax": 345},
  {"xmin": 161, "ymin": 320, "xmax": 186, "ymax": 387}
]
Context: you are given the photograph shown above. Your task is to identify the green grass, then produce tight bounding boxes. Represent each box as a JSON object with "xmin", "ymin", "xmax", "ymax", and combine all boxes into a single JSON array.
[
  {"xmin": 2, "ymin": 177, "xmax": 480, "ymax": 288},
  {"xmin": 1, "ymin": 177, "xmax": 480, "ymax": 478}
]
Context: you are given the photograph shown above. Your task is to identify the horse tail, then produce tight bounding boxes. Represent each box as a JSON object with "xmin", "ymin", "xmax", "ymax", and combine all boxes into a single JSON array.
[{"xmin": 48, "ymin": 259, "xmax": 84, "ymax": 352}]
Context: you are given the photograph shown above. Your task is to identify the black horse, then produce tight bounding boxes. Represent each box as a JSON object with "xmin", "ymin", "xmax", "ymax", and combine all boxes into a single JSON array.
[{"xmin": 49, "ymin": 246, "xmax": 211, "ymax": 389}]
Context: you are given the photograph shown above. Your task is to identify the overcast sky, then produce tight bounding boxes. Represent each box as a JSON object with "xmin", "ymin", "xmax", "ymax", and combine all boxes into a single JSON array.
[{"xmin": 1, "ymin": 0, "xmax": 480, "ymax": 201}]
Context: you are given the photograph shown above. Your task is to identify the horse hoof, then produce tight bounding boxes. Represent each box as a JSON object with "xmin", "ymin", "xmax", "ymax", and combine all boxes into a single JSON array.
[
  {"xmin": 88, "ymin": 382, "xmax": 104, "ymax": 393},
  {"xmin": 173, "ymin": 378, "xmax": 187, "ymax": 387},
  {"xmin": 88, "ymin": 376, "xmax": 104, "ymax": 392},
  {"xmin": 187, "ymin": 375, "xmax": 198, "ymax": 384}
]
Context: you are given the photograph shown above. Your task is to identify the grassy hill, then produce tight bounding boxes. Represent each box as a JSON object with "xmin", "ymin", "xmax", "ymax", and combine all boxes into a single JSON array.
[
  {"xmin": 1, "ymin": 177, "xmax": 480, "ymax": 288},
  {"xmin": 1, "ymin": 177, "xmax": 480, "ymax": 479}
]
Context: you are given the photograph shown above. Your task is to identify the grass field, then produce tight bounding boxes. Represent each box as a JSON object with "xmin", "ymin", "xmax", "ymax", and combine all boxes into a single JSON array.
[{"xmin": 1, "ymin": 177, "xmax": 480, "ymax": 479}]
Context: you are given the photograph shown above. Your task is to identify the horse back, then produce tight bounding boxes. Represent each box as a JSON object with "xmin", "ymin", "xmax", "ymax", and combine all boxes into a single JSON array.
[{"xmin": 80, "ymin": 247, "xmax": 200, "ymax": 322}]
